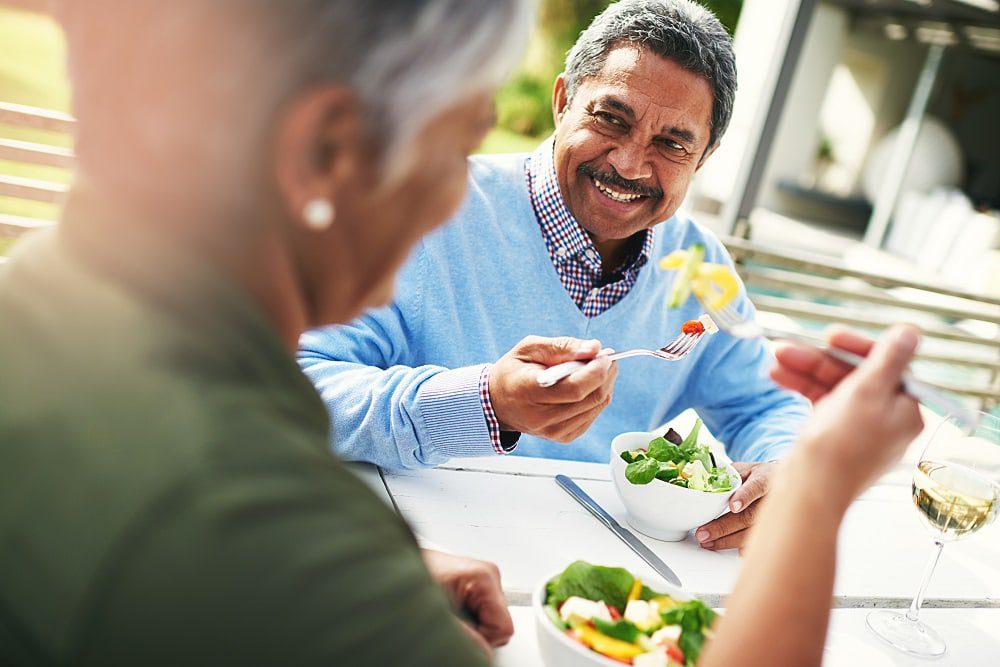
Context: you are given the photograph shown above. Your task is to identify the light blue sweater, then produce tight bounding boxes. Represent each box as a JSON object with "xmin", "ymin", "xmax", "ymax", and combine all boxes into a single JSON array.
[{"xmin": 298, "ymin": 153, "xmax": 810, "ymax": 469}]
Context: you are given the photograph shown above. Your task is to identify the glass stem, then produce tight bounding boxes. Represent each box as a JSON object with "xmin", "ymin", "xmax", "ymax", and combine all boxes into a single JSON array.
[{"xmin": 906, "ymin": 540, "xmax": 944, "ymax": 622}]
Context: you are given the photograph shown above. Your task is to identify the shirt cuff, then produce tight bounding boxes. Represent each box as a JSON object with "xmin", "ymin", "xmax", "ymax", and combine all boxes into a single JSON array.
[
  {"xmin": 479, "ymin": 365, "xmax": 519, "ymax": 454},
  {"xmin": 415, "ymin": 364, "xmax": 516, "ymax": 460}
]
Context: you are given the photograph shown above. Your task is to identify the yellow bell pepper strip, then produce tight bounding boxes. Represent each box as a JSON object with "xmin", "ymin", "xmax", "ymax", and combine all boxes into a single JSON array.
[
  {"xmin": 657, "ymin": 250, "xmax": 688, "ymax": 270},
  {"xmin": 574, "ymin": 625, "xmax": 646, "ymax": 662},
  {"xmin": 659, "ymin": 245, "xmax": 739, "ymax": 310},
  {"xmin": 627, "ymin": 578, "xmax": 643, "ymax": 604},
  {"xmin": 649, "ymin": 595, "xmax": 680, "ymax": 615},
  {"xmin": 695, "ymin": 263, "xmax": 739, "ymax": 311},
  {"xmin": 664, "ymin": 243, "xmax": 704, "ymax": 308}
]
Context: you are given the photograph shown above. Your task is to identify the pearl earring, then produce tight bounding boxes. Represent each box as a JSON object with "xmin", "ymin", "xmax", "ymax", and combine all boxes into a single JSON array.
[{"xmin": 302, "ymin": 198, "xmax": 335, "ymax": 231}]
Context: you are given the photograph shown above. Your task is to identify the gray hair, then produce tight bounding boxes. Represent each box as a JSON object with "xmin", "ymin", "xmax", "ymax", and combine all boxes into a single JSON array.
[
  {"xmin": 270, "ymin": 0, "xmax": 534, "ymax": 182},
  {"xmin": 59, "ymin": 0, "xmax": 533, "ymax": 200},
  {"xmin": 564, "ymin": 0, "xmax": 737, "ymax": 151}
]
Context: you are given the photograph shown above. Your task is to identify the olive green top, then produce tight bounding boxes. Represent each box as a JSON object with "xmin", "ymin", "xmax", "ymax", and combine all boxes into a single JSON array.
[{"xmin": 0, "ymin": 194, "xmax": 485, "ymax": 666}]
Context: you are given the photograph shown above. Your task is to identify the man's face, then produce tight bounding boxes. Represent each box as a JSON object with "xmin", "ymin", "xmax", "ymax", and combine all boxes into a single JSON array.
[{"xmin": 551, "ymin": 46, "xmax": 716, "ymax": 244}]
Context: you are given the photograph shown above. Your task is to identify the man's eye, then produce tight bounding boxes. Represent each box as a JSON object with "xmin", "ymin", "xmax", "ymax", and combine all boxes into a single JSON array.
[
  {"xmin": 658, "ymin": 138, "xmax": 687, "ymax": 153},
  {"xmin": 595, "ymin": 112, "xmax": 624, "ymax": 127}
]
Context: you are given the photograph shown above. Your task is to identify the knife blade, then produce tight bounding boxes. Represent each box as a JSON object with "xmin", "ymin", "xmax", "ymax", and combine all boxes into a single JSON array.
[{"xmin": 555, "ymin": 474, "xmax": 682, "ymax": 587}]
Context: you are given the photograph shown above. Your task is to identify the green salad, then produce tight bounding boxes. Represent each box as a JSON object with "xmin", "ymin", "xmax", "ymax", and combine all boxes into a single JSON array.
[
  {"xmin": 544, "ymin": 560, "xmax": 717, "ymax": 666},
  {"xmin": 620, "ymin": 420, "xmax": 735, "ymax": 493}
]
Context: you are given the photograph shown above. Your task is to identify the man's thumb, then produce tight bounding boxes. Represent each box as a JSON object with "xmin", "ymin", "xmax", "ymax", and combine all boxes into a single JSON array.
[{"xmin": 857, "ymin": 324, "xmax": 920, "ymax": 384}]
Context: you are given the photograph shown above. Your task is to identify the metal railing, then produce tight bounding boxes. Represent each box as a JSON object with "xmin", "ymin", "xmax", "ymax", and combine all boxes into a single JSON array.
[
  {"xmin": 0, "ymin": 101, "xmax": 71, "ymax": 241},
  {"xmin": 724, "ymin": 236, "xmax": 1000, "ymax": 410}
]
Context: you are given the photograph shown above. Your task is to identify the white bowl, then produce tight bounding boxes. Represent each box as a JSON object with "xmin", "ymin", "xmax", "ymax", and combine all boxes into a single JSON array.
[
  {"xmin": 533, "ymin": 568, "xmax": 695, "ymax": 667},
  {"xmin": 610, "ymin": 431, "xmax": 741, "ymax": 542}
]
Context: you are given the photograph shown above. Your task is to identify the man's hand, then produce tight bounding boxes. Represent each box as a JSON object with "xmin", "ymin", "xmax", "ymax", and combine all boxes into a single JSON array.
[
  {"xmin": 421, "ymin": 550, "xmax": 514, "ymax": 657},
  {"xmin": 490, "ymin": 336, "xmax": 618, "ymax": 442},
  {"xmin": 695, "ymin": 461, "xmax": 778, "ymax": 552}
]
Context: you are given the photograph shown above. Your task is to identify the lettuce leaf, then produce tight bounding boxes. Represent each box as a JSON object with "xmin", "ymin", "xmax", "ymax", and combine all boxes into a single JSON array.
[
  {"xmin": 546, "ymin": 561, "xmax": 636, "ymax": 613},
  {"xmin": 647, "ymin": 437, "xmax": 685, "ymax": 464},
  {"xmin": 592, "ymin": 618, "xmax": 641, "ymax": 643},
  {"xmin": 625, "ymin": 457, "xmax": 660, "ymax": 484},
  {"xmin": 620, "ymin": 449, "xmax": 645, "ymax": 464},
  {"xmin": 660, "ymin": 599, "xmax": 717, "ymax": 666}
]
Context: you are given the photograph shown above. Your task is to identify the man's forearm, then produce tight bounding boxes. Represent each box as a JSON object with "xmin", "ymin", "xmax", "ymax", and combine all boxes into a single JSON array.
[
  {"xmin": 701, "ymin": 450, "xmax": 848, "ymax": 666},
  {"xmin": 300, "ymin": 357, "xmax": 501, "ymax": 469}
]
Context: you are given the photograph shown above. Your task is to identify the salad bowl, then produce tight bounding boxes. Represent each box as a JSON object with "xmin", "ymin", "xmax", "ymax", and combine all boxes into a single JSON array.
[
  {"xmin": 534, "ymin": 561, "xmax": 714, "ymax": 667},
  {"xmin": 611, "ymin": 430, "xmax": 741, "ymax": 542}
]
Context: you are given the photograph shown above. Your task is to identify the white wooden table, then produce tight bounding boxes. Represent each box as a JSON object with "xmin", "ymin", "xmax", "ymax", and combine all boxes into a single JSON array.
[{"xmin": 347, "ymin": 409, "xmax": 1000, "ymax": 664}]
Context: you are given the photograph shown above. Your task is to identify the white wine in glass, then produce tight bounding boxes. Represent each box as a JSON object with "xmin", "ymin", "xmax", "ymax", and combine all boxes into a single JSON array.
[{"xmin": 867, "ymin": 410, "xmax": 1000, "ymax": 658}]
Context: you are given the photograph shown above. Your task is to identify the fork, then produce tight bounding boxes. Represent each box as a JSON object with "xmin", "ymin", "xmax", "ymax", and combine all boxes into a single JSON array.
[
  {"xmin": 536, "ymin": 330, "xmax": 705, "ymax": 388},
  {"xmin": 703, "ymin": 301, "xmax": 980, "ymax": 433}
]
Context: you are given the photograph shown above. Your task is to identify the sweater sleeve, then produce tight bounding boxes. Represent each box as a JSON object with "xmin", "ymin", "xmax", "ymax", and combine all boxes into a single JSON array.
[
  {"xmin": 684, "ymin": 238, "xmax": 811, "ymax": 463},
  {"xmin": 297, "ymin": 249, "xmax": 507, "ymax": 470}
]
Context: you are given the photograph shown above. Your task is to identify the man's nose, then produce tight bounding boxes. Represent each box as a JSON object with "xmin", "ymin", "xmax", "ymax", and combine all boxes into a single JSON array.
[{"xmin": 607, "ymin": 140, "xmax": 653, "ymax": 182}]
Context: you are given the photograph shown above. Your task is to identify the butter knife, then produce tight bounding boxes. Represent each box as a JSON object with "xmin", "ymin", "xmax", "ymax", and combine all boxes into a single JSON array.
[{"xmin": 555, "ymin": 474, "xmax": 683, "ymax": 587}]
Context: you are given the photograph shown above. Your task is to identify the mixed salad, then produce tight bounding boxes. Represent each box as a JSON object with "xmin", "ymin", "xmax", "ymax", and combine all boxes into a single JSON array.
[
  {"xmin": 660, "ymin": 244, "xmax": 739, "ymax": 311},
  {"xmin": 544, "ymin": 560, "xmax": 717, "ymax": 666},
  {"xmin": 620, "ymin": 420, "xmax": 736, "ymax": 493}
]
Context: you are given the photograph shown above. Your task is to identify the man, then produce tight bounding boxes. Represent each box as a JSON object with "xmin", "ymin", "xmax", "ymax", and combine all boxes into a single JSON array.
[{"xmin": 299, "ymin": 0, "xmax": 810, "ymax": 550}]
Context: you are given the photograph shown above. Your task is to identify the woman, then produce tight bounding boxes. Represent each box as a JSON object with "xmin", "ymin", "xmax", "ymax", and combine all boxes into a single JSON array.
[
  {"xmin": 702, "ymin": 324, "xmax": 924, "ymax": 666},
  {"xmin": 0, "ymin": 1, "xmax": 535, "ymax": 664}
]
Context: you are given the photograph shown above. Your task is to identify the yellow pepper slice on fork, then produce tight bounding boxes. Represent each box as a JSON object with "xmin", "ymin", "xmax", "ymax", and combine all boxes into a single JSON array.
[{"xmin": 659, "ymin": 245, "xmax": 739, "ymax": 311}]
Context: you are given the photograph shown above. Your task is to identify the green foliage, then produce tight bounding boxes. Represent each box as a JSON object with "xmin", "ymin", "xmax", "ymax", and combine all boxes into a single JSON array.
[
  {"xmin": 476, "ymin": 127, "xmax": 544, "ymax": 155},
  {"xmin": 495, "ymin": 72, "xmax": 554, "ymax": 138},
  {"xmin": 705, "ymin": 0, "xmax": 743, "ymax": 35}
]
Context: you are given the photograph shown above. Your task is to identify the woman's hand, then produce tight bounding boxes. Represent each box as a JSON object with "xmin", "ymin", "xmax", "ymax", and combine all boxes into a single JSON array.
[
  {"xmin": 771, "ymin": 324, "xmax": 924, "ymax": 508},
  {"xmin": 421, "ymin": 550, "xmax": 514, "ymax": 657}
]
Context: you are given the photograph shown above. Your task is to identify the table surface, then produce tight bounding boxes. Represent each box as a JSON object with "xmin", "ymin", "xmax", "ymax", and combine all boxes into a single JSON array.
[{"xmin": 347, "ymin": 409, "xmax": 1000, "ymax": 664}]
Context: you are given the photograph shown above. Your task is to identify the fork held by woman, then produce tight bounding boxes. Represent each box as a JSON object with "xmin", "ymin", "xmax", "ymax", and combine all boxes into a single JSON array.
[{"xmin": 703, "ymin": 301, "xmax": 979, "ymax": 433}]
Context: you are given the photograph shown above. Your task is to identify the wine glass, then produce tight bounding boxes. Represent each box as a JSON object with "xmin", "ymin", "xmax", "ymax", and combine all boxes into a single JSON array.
[{"xmin": 866, "ymin": 409, "xmax": 999, "ymax": 658}]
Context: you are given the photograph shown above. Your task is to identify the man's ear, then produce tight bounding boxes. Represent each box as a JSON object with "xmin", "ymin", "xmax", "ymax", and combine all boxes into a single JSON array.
[
  {"xmin": 273, "ymin": 85, "xmax": 362, "ymax": 229},
  {"xmin": 696, "ymin": 144, "xmax": 718, "ymax": 171},
  {"xmin": 552, "ymin": 73, "xmax": 570, "ymax": 129}
]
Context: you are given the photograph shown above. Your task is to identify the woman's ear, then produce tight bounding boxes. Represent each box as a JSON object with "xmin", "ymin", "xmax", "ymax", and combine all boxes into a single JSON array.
[
  {"xmin": 552, "ymin": 73, "xmax": 570, "ymax": 129},
  {"xmin": 273, "ymin": 85, "xmax": 362, "ymax": 232}
]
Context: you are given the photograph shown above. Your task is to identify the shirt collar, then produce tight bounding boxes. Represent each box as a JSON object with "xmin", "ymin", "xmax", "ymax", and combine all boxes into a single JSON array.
[{"xmin": 525, "ymin": 136, "xmax": 653, "ymax": 275}]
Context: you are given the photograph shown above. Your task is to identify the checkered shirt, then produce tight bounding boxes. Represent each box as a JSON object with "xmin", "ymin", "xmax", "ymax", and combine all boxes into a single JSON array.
[
  {"xmin": 526, "ymin": 138, "xmax": 654, "ymax": 318},
  {"xmin": 478, "ymin": 139, "xmax": 655, "ymax": 451}
]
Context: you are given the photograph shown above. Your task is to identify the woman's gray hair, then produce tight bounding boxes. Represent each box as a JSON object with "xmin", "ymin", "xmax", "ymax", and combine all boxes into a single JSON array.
[
  {"xmin": 564, "ymin": 0, "xmax": 736, "ymax": 151},
  {"xmin": 273, "ymin": 0, "xmax": 534, "ymax": 181},
  {"xmin": 59, "ymin": 0, "xmax": 533, "ymax": 198}
]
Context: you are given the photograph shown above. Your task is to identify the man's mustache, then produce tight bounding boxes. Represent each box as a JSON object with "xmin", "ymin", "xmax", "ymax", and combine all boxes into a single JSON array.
[{"xmin": 578, "ymin": 163, "xmax": 663, "ymax": 199}]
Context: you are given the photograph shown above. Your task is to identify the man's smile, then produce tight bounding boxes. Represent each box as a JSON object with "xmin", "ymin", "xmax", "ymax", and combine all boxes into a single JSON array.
[{"xmin": 592, "ymin": 177, "xmax": 645, "ymax": 203}]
